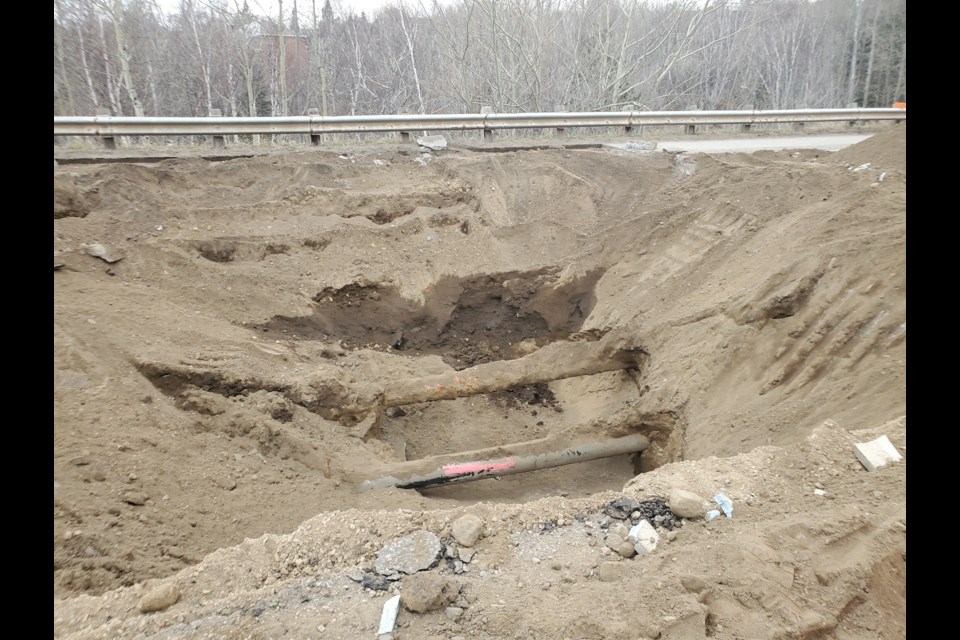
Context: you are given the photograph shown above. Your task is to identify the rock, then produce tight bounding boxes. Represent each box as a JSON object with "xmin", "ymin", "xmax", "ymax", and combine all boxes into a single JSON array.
[
  {"xmin": 80, "ymin": 243, "xmax": 125, "ymax": 264},
  {"xmin": 604, "ymin": 534, "xmax": 624, "ymax": 552},
  {"xmin": 680, "ymin": 576, "xmax": 710, "ymax": 594},
  {"xmin": 660, "ymin": 607, "xmax": 708, "ymax": 639},
  {"xmin": 400, "ymin": 573, "xmax": 458, "ymax": 613},
  {"xmin": 138, "ymin": 583, "xmax": 180, "ymax": 613},
  {"xmin": 669, "ymin": 489, "xmax": 706, "ymax": 519},
  {"xmin": 597, "ymin": 561, "xmax": 632, "ymax": 582},
  {"xmin": 362, "ymin": 573, "xmax": 390, "ymax": 591},
  {"xmin": 813, "ymin": 489, "xmax": 827, "ymax": 497},
  {"xmin": 617, "ymin": 541, "xmax": 637, "ymax": 558},
  {"xmin": 122, "ymin": 491, "xmax": 148, "ymax": 506},
  {"xmin": 445, "ymin": 544, "xmax": 458, "ymax": 559},
  {"xmin": 444, "ymin": 606, "xmax": 464, "ymax": 621},
  {"xmin": 458, "ymin": 547, "xmax": 475, "ymax": 563},
  {"xmin": 416, "ymin": 135, "xmax": 448, "ymax": 151},
  {"xmin": 212, "ymin": 476, "xmax": 237, "ymax": 491},
  {"xmin": 451, "ymin": 514, "xmax": 484, "ymax": 547},
  {"xmin": 666, "ymin": 530, "xmax": 678, "ymax": 542},
  {"xmin": 375, "ymin": 531, "xmax": 443, "ymax": 575}
]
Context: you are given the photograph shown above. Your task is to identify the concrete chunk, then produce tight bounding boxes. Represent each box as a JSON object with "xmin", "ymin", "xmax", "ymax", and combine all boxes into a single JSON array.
[
  {"xmin": 854, "ymin": 435, "xmax": 902, "ymax": 471},
  {"xmin": 416, "ymin": 135, "xmax": 448, "ymax": 151},
  {"xmin": 375, "ymin": 530, "xmax": 442, "ymax": 575}
]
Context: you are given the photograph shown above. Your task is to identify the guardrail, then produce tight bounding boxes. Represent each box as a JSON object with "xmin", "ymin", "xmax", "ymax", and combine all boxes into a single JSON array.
[{"xmin": 53, "ymin": 107, "xmax": 905, "ymax": 148}]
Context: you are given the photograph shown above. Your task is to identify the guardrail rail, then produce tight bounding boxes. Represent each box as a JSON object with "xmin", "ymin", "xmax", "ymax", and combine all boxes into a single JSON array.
[{"xmin": 53, "ymin": 107, "xmax": 906, "ymax": 149}]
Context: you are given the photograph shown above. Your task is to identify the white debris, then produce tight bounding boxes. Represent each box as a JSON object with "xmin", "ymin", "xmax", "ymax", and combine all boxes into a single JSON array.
[
  {"xmin": 377, "ymin": 594, "xmax": 401, "ymax": 635},
  {"xmin": 415, "ymin": 153, "xmax": 433, "ymax": 165},
  {"xmin": 813, "ymin": 488, "xmax": 827, "ymax": 497},
  {"xmin": 852, "ymin": 163, "xmax": 872, "ymax": 172},
  {"xmin": 627, "ymin": 520, "xmax": 659, "ymax": 554},
  {"xmin": 853, "ymin": 435, "xmax": 902, "ymax": 472},
  {"xmin": 705, "ymin": 510, "xmax": 721, "ymax": 522},
  {"xmin": 416, "ymin": 134, "xmax": 448, "ymax": 151},
  {"xmin": 713, "ymin": 493, "xmax": 733, "ymax": 518}
]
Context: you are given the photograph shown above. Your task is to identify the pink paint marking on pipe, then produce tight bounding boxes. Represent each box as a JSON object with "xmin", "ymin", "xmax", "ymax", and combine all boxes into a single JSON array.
[{"xmin": 442, "ymin": 459, "xmax": 516, "ymax": 476}]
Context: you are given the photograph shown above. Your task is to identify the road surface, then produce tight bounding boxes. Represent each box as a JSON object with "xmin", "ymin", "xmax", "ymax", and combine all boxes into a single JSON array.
[{"xmin": 605, "ymin": 133, "xmax": 873, "ymax": 154}]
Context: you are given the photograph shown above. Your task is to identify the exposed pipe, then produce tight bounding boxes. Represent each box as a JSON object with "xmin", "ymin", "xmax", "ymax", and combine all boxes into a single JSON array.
[{"xmin": 360, "ymin": 433, "xmax": 650, "ymax": 492}]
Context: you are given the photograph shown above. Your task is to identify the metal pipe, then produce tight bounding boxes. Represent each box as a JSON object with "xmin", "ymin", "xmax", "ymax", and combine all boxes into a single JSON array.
[
  {"xmin": 53, "ymin": 108, "xmax": 906, "ymax": 137},
  {"xmin": 360, "ymin": 433, "xmax": 649, "ymax": 492}
]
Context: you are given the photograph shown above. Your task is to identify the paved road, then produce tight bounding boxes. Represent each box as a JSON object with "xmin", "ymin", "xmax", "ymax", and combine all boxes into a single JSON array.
[{"xmin": 605, "ymin": 133, "xmax": 872, "ymax": 154}]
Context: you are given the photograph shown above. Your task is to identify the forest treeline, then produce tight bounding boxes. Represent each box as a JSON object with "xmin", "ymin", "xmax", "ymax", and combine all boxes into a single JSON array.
[{"xmin": 53, "ymin": 0, "xmax": 906, "ymax": 118}]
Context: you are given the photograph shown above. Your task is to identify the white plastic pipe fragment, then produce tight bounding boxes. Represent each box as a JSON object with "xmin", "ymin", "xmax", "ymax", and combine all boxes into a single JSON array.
[
  {"xmin": 377, "ymin": 594, "xmax": 401, "ymax": 635},
  {"xmin": 713, "ymin": 493, "xmax": 733, "ymax": 518}
]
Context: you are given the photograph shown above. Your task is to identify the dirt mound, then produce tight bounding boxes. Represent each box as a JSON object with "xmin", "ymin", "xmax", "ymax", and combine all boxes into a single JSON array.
[
  {"xmin": 54, "ymin": 133, "xmax": 905, "ymax": 637},
  {"xmin": 833, "ymin": 124, "xmax": 906, "ymax": 173}
]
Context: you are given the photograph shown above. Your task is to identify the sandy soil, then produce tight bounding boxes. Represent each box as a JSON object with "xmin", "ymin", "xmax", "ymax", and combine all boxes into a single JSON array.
[{"xmin": 53, "ymin": 125, "xmax": 906, "ymax": 639}]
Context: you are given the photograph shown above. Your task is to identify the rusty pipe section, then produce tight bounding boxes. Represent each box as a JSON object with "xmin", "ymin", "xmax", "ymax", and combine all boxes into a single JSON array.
[
  {"xmin": 360, "ymin": 433, "xmax": 649, "ymax": 492},
  {"xmin": 379, "ymin": 339, "xmax": 645, "ymax": 409}
]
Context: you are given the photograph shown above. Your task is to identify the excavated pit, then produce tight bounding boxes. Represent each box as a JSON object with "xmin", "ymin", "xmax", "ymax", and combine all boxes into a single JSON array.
[
  {"xmin": 54, "ymin": 130, "xmax": 906, "ymax": 614},
  {"xmin": 257, "ymin": 268, "xmax": 605, "ymax": 369}
]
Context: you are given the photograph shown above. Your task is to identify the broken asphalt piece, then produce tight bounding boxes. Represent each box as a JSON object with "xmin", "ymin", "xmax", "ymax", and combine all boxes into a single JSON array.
[
  {"xmin": 713, "ymin": 493, "xmax": 733, "ymax": 518},
  {"xmin": 54, "ymin": 263, "xmax": 65, "ymax": 271},
  {"xmin": 853, "ymin": 434, "xmax": 902, "ymax": 472},
  {"xmin": 377, "ymin": 594, "xmax": 400, "ymax": 635},
  {"xmin": 705, "ymin": 510, "xmax": 721, "ymax": 522},
  {"xmin": 80, "ymin": 242, "xmax": 124, "ymax": 264},
  {"xmin": 605, "ymin": 496, "xmax": 678, "ymax": 530},
  {"xmin": 416, "ymin": 134, "xmax": 448, "ymax": 151},
  {"xmin": 604, "ymin": 497, "xmax": 642, "ymax": 519},
  {"xmin": 415, "ymin": 152, "xmax": 432, "ymax": 165},
  {"xmin": 628, "ymin": 520, "xmax": 659, "ymax": 554},
  {"xmin": 362, "ymin": 573, "xmax": 390, "ymax": 591},
  {"xmin": 375, "ymin": 530, "xmax": 442, "ymax": 575}
]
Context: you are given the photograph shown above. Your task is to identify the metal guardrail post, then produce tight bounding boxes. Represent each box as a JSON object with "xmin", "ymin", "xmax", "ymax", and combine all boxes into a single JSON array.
[
  {"xmin": 209, "ymin": 109, "xmax": 225, "ymax": 149},
  {"xmin": 96, "ymin": 108, "xmax": 116, "ymax": 149},
  {"xmin": 740, "ymin": 105, "xmax": 753, "ymax": 133},
  {"xmin": 846, "ymin": 102, "xmax": 859, "ymax": 127},
  {"xmin": 554, "ymin": 105, "xmax": 566, "ymax": 138},
  {"xmin": 794, "ymin": 105, "xmax": 807, "ymax": 132},
  {"xmin": 685, "ymin": 104, "xmax": 698, "ymax": 135},
  {"xmin": 400, "ymin": 131, "xmax": 411, "ymax": 142},
  {"xmin": 307, "ymin": 108, "xmax": 322, "ymax": 145},
  {"xmin": 481, "ymin": 106, "xmax": 495, "ymax": 142}
]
